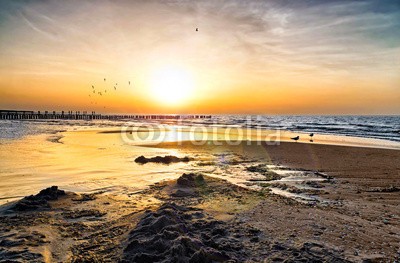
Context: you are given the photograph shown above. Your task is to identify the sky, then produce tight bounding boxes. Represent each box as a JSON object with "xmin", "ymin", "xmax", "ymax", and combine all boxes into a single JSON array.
[{"xmin": 0, "ymin": 0, "xmax": 399, "ymax": 114}]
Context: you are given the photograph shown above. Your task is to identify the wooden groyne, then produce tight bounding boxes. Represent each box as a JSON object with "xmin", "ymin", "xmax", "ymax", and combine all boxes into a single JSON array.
[{"xmin": 0, "ymin": 110, "xmax": 211, "ymax": 120}]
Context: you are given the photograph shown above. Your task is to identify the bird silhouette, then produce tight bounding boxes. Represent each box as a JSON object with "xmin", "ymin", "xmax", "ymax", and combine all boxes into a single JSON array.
[
  {"xmin": 291, "ymin": 136, "xmax": 300, "ymax": 142},
  {"xmin": 92, "ymin": 85, "xmax": 94, "ymax": 89},
  {"xmin": 114, "ymin": 86, "xmax": 116, "ymax": 90},
  {"xmin": 309, "ymin": 133, "xmax": 314, "ymax": 142},
  {"xmin": 129, "ymin": 81, "xmax": 130, "ymax": 85},
  {"xmin": 196, "ymin": 28, "xmax": 198, "ymax": 32},
  {"xmin": 104, "ymin": 78, "xmax": 106, "ymax": 82}
]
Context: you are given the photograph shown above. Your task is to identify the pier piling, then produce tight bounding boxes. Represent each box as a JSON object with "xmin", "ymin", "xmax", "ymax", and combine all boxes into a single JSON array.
[{"xmin": 0, "ymin": 110, "xmax": 211, "ymax": 121}]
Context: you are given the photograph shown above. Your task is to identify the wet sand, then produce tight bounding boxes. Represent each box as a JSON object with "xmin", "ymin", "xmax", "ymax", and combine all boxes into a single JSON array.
[
  {"xmin": 136, "ymin": 140, "xmax": 400, "ymax": 261},
  {"xmin": 1, "ymin": 129, "xmax": 400, "ymax": 262},
  {"xmin": 247, "ymin": 142, "xmax": 400, "ymax": 261}
]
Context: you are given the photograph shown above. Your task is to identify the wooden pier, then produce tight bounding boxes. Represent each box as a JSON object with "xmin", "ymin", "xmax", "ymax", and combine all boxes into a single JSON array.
[{"xmin": 0, "ymin": 110, "xmax": 211, "ymax": 120}]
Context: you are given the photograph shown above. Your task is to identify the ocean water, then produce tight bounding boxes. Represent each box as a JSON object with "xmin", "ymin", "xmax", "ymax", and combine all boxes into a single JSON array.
[
  {"xmin": 0, "ymin": 115, "xmax": 399, "ymax": 142},
  {"xmin": 204, "ymin": 115, "xmax": 400, "ymax": 142}
]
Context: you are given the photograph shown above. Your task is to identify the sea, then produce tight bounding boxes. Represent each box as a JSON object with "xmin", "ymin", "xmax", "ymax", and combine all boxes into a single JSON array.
[{"xmin": 0, "ymin": 115, "xmax": 399, "ymax": 142}]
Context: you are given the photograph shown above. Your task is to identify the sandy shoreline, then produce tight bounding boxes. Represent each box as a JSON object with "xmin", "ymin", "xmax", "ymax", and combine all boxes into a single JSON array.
[
  {"xmin": 0, "ymin": 174, "xmax": 351, "ymax": 262},
  {"xmin": 1, "ymin": 129, "xmax": 400, "ymax": 262}
]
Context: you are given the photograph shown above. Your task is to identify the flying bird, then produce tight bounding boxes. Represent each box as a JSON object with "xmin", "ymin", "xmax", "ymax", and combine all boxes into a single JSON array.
[
  {"xmin": 104, "ymin": 78, "xmax": 106, "ymax": 82},
  {"xmin": 129, "ymin": 81, "xmax": 130, "ymax": 85},
  {"xmin": 196, "ymin": 28, "xmax": 198, "ymax": 32},
  {"xmin": 291, "ymin": 136, "xmax": 300, "ymax": 142}
]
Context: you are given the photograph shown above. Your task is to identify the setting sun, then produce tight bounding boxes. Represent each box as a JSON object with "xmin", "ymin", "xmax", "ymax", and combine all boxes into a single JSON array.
[{"xmin": 150, "ymin": 66, "xmax": 195, "ymax": 105}]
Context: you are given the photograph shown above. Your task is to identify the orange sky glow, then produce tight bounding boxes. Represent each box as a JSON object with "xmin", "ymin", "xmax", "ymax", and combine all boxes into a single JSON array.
[{"xmin": 0, "ymin": 0, "xmax": 399, "ymax": 114}]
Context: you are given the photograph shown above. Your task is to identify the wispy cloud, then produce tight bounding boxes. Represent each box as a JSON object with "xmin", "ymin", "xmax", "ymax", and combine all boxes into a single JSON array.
[
  {"xmin": 0, "ymin": 0, "xmax": 399, "ymax": 113},
  {"xmin": 19, "ymin": 10, "xmax": 59, "ymax": 41}
]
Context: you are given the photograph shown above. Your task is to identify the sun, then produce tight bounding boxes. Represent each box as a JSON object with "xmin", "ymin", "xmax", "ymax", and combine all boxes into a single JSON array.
[{"xmin": 150, "ymin": 66, "xmax": 195, "ymax": 105}]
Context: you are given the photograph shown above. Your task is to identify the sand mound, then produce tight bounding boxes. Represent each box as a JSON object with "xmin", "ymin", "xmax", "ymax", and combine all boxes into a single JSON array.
[
  {"xmin": 177, "ymin": 173, "xmax": 205, "ymax": 187},
  {"xmin": 135, "ymin": 155, "xmax": 191, "ymax": 164},
  {"xmin": 12, "ymin": 186, "xmax": 66, "ymax": 211},
  {"xmin": 122, "ymin": 203, "xmax": 245, "ymax": 262}
]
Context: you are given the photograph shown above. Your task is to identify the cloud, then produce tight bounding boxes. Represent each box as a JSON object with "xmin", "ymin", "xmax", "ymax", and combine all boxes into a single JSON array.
[
  {"xmin": 1, "ymin": 0, "xmax": 399, "ymax": 83},
  {"xmin": 19, "ymin": 9, "xmax": 59, "ymax": 41}
]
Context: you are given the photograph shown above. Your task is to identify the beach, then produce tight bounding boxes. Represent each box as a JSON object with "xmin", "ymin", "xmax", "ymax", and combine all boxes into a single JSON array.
[
  {"xmin": 1, "ymin": 126, "xmax": 400, "ymax": 262},
  {"xmin": 2, "ymin": 0, "xmax": 400, "ymax": 261}
]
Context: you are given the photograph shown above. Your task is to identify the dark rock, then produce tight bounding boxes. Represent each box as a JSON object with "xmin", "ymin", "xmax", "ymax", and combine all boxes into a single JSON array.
[
  {"xmin": 135, "ymin": 155, "xmax": 192, "ymax": 165},
  {"xmin": 36, "ymin": 186, "xmax": 65, "ymax": 199},
  {"xmin": 12, "ymin": 186, "xmax": 66, "ymax": 211},
  {"xmin": 177, "ymin": 173, "xmax": 205, "ymax": 187},
  {"xmin": 134, "ymin": 155, "xmax": 147, "ymax": 164}
]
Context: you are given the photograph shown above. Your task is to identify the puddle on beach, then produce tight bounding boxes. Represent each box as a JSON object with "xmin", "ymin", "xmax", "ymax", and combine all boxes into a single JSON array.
[{"xmin": 192, "ymin": 156, "xmax": 333, "ymax": 205}]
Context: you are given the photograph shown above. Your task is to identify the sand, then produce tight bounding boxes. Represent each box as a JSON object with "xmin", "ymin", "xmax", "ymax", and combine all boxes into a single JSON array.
[
  {"xmin": 1, "ymin": 128, "xmax": 400, "ymax": 262},
  {"xmin": 150, "ymin": 141, "xmax": 400, "ymax": 261},
  {"xmin": 0, "ymin": 174, "xmax": 351, "ymax": 262}
]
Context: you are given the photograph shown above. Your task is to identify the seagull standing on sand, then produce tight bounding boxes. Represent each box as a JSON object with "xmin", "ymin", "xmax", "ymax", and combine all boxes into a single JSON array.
[{"xmin": 291, "ymin": 136, "xmax": 300, "ymax": 142}]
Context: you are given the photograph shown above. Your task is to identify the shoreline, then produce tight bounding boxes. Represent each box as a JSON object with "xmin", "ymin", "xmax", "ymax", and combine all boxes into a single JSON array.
[
  {"xmin": 0, "ymin": 127, "xmax": 399, "ymax": 205},
  {"xmin": 1, "ymin": 127, "xmax": 399, "ymax": 261},
  {"xmin": 90, "ymin": 125, "xmax": 400, "ymax": 150},
  {"xmin": 1, "ymin": 118, "xmax": 400, "ymax": 149}
]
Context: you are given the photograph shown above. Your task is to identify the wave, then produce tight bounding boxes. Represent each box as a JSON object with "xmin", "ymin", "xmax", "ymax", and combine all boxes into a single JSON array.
[{"xmin": 1, "ymin": 115, "xmax": 400, "ymax": 143}]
